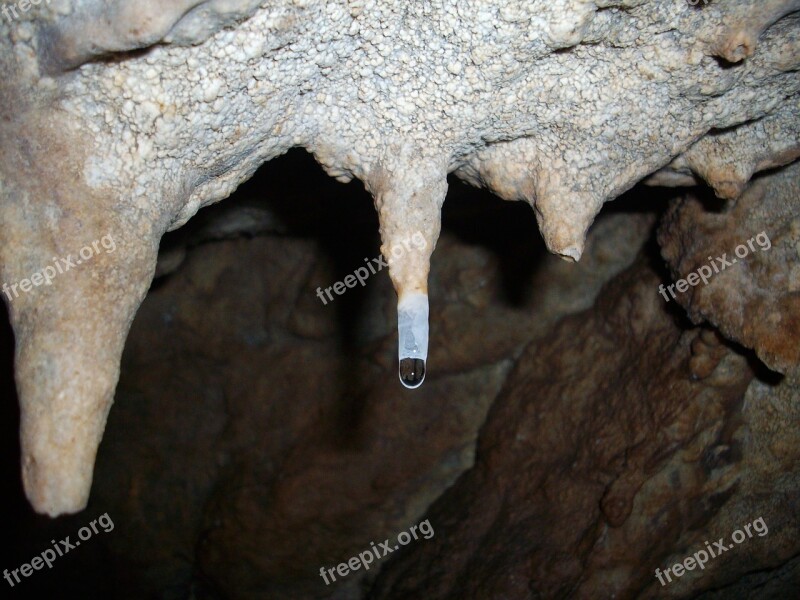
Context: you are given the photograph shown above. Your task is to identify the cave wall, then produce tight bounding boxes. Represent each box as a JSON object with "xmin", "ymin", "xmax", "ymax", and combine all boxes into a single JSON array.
[{"xmin": 1, "ymin": 0, "xmax": 799, "ymax": 598}]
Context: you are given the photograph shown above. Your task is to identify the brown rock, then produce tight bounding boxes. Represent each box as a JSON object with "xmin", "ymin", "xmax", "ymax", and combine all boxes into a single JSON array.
[
  {"xmin": 372, "ymin": 250, "xmax": 799, "ymax": 599},
  {"xmin": 658, "ymin": 162, "xmax": 800, "ymax": 376}
]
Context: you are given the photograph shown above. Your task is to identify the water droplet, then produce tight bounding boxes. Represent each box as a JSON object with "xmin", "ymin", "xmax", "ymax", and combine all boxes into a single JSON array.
[
  {"xmin": 399, "ymin": 358, "xmax": 425, "ymax": 389},
  {"xmin": 397, "ymin": 293, "xmax": 428, "ymax": 389}
]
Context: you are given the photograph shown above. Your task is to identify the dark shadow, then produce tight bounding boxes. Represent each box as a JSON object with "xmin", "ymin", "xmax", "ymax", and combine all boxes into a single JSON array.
[
  {"xmin": 442, "ymin": 176, "xmax": 547, "ymax": 307},
  {"xmin": 157, "ymin": 149, "xmax": 382, "ymax": 449}
]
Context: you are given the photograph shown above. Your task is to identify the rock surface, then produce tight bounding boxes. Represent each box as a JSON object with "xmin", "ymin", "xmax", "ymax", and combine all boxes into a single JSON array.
[
  {"xmin": 1, "ymin": 0, "xmax": 798, "ymax": 515},
  {"xmin": 659, "ymin": 162, "xmax": 800, "ymax": 377},
  {"xmin": 372, "ymin": 173, "xmax": 800, "ymax": 599},
  {"xmin": 0, "ymin": 1, "xmax": 798, "ymax": 598},
  {"xmin": 89, "ymin": 161, "xmax": 655, "ymax": 599},
  {"xmin": 2, "ymin": 154, "xmax": 799, "ymax": 598}
]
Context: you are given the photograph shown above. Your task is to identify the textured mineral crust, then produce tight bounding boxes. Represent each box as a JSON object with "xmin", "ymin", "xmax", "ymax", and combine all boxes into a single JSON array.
[
  {"xmin": 370, "ymin": 166, "xmax": 800, "ymax": 599},
  {"xmin": 0, "ymin": 0, "xmax": 799, "ymax": 598},
  {"xmin": 49, "ymin": 168, "xmax": 663, "ymax": 599}
]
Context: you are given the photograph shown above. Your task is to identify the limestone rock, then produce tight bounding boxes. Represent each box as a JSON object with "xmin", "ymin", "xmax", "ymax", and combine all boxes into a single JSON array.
[
  {"xmin": 0, "ymin": 0, "xmax": 798, "ymax": 583},
  {"xmin": 658, "ymin": 162, "xmax": 800, "ymax": 376},
  {"xmin": 372, "ymin": 257, "xmax": 800, "ymax": 600}
]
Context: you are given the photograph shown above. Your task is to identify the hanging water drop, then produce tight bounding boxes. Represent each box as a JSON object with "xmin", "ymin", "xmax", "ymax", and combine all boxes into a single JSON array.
[
  {"xmin": 364, "ymin": 151, "xmax": 446, "ymax": 390},
  {"xmin": 399, "ymin": 358, "xmax": 425, "ymax": 388},
  {"xmin": 397, "ymin": 292, "xmax": 429, "ymax": 389}
]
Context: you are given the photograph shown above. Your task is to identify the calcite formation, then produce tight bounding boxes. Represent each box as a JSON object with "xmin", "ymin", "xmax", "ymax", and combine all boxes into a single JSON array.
[
  {"xmin": 78, "ymin": 176, "xmax": 661, "ymax": 599},
  {"xmin": 0, "ymin": 0, "xmax": 798, "ymax": 529},
  {"xmin": 371, "ymin": 166, "xmax": 800, "ymax": 599}
]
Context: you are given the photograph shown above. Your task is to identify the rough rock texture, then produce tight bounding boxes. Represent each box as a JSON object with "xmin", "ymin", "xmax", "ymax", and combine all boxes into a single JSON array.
[
  {"xmin": 0, "ymin": 158, "xmax": 655, "ymax": 598},
  {"xmin": 88, "ymin": 164, "xmax": 656, "ymax": 600},
  {"xmin": 0, "ymin": 0, "xmax": 798, "ymax": 516},
  {"xmin": 2, "ymin": 155, "xmax": 800, "ymax": 599},
  {"xmin": 5, "ymin": 164, "xmax": 797, "ymax": 598},
  {"xmin": 659, "ymin": 161, "xmax": 800, "ymax": 377},
  {"xmin": 370, "ymin": 168, "xmax": 800, "ymax": 600},
  {"xmin": 1, "ymin": 1, "xmax": 800, "ymax": 598}
]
